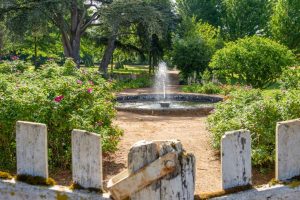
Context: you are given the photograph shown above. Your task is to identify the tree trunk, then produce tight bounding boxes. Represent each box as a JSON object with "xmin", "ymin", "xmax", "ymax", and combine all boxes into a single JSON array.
[
  {"xmin": 0, "ymin": 30, "xmax": 3, "ymax": 52},
  {"xmin": 59, "ymin": 0, "xmax": 82, "ymax": 67},
  {"xmin": 110, "ymin": 53, "xmax": 114, "ymax": 74},
  {"xmin": 99, "ymin": 35, "xmax": 117, "ymax": 78},
  {"xmin": 71, "ymin": 34, "xmax": 81, "ymax": 67},
  {"xmin": 149, "ymin": 53, "xmax": 152, "ymax": 74},
  {"xmin": 60, "ymin": 28, "xmax": 81, "ymax": 68},
  {"xmin": 34, "ymin": 37, "xmax": 38, "ymax": 68}
]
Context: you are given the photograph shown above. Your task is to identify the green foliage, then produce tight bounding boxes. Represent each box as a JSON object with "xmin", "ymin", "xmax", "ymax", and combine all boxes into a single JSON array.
[
  {"xmin": 208, "ymin": 89, "xmax": 300, "ymax": 167},
  {"xmin": 220, "ymin": 0, "xmax": 271, "ymax": 40},
  {"xmin": 173, "ymin": 37, "xmax": 211, "ymax": 79},
  {"xmin": 182, "ymin": 83, "xmax": 245, "ymax": 95},
  {"xmin": 62, "ymin": 58, "xmax": 77, "ymax": 75},
  {"xmin": 176, "ymin": 0, "xmax": 221, "ymax": 26},
  {"xmin": 0, "ymin": 60, "xmax": 122, "ymax": 171},
  {"xmin": 201, "ymin": 69, "xmax": 212, "ymax": 84},
  {"xmin": 280, "ymin": 67, "xmax": 300, "ymax": 90},
  {"xmin": 270, "ymin": 0, "xmax": 300, "ymax": 53},
  {"xmin": 182, "ymin": 83, "xmax": 222, "ymax": 94},
  {"xmin": 210, "ymin": 36, "xmax": 296, "ymax": 88},
  {"xmin": 113, "ymin": 75, "xmax": 153, "ymax": 91},
  {"xmin": 181, "ymin": 18, "xmax": 223, "ymax": 50},
  {"xmin": 0, "ymin": 60, "xmax": 30, "ymax": 73},
  {"xmin": 173, "ymin": 18, "xmax": 223, "ymax": 81}
]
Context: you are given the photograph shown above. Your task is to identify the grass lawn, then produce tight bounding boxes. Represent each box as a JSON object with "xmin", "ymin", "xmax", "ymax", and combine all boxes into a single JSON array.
[
  {"xmin": 113, "ymin": 65, "xmax": 149, "ymax": 74},
  {"xmin": 83, "ymin": 65, "xmax": 149, "ymax": 75}
]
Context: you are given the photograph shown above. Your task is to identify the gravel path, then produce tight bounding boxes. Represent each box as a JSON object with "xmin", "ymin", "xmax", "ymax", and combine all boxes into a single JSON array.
[
  {"xmin": 52, "ymin": 69, "xmax": 273, "ymax": 194},
  {"xmin": 105, "ymin": 112, "xmax": 222, "ymax": 194},
  {"xmin": 104, "ymin": 69, "xmax": 222, "ymax": 194}
]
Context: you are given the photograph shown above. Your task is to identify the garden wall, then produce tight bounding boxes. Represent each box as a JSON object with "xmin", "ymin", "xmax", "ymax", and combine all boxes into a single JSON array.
[
  {"xmin": 0, "ymin": 121, "xmax": 195, "ymax": 200},
  {"xmin": 209, "ymin": 119, "xmax": 300, "ymax": 199},
  {"xmin": 1, "ymin": 119, "xmax": 300, "ymax": 199}
]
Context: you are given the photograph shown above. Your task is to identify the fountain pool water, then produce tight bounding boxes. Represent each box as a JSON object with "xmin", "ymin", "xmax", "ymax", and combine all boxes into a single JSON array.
[{"xmin": 116, "ymin": 62, "xmax": 223, "ymax": 116}]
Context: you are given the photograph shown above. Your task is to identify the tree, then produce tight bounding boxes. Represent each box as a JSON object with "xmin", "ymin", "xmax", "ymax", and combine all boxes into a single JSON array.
[
  {"xmin": 1, "ymin": 0, "xmax": 113, "ymax": 66},
  {"xmin": 220, "ymin": 0, "xmax": 271, "ymax": 40},
  {"xmin": 149, "ymin": 34, "xmax": 163, "ymax": 74},
  {"xmin": 98, "ymin": 0, "xmax": 174, "ymax": 77},
  {"xmin": 4, "ymin": 4, "xmax": 51, "ymax": 67},
  {"xmin": 172, "ymin": 18, "xmax": 223, "ymax": 81},
  {"xmin": 270, "ymin": 0, "xmax": 300, "ymax": 53},
  {"xmin": 176, "ymin": 0, "xmax": 221, "ymax": 26},
  {"xmin": 0, "ymin": 23, "xmax": 6, "ymax": 53},
  {"xmin": 173, "ymin": 37, "xmax": 211, "ymax": 81},
  {"xmin": 210, "ymin": 36, "xmax": 296, "ymax": 88}
]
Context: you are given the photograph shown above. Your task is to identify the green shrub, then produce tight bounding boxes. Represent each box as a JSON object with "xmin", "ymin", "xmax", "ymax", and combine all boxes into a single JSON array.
[
  {"xmin": 113, "ymin": 75, "xmax": 153, "ymax": 91},
  {"xmin": 0, "ymin": 60, "xmax": 30, "ymax": 74},
  {"xmin": 182, "ymin": 83, "xmax": 246, "ymax": 95},
  {"xmin": 210, "ymin": 36, "xmax": 296, "ymax": 88},
  {"xmin": 182, "ymin": 83, "xmax": 221, "ymax": 94},
  {"xmin": 280, "ymin": 67, "xmax": 300, "ymax": 90},
  {"xmin": 172, "ymin": 18, "xmax": 223, "ymax": 81},
  {"xmin": 0, "ymin": 60, "xmax": 122, "ymax": 170},
  {"xmin": 173, "ymin": 37, "xmax": 211, "ymax": 80},
  {"xmin": 201, "ymin": 69, "xmax": 212, "ymax": 84},
  {"xmin": 208, "ymin": 89, "xmax": 300, "ymax": 167}
]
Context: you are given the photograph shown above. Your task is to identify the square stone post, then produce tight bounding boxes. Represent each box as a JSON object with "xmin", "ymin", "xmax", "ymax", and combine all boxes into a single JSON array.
[
  {"xmin": 221, "ymin": 130, "xmax": 251, "ymax": 190},
  {"xmin": 72, "ymin": 130, "xmax": 102, "ymax": 189},
  {"xmin": 16, "ymin": 121, "xmax": 48, "ymax": 178},
  {"xmin": 128, "ymin": 140, "xmax": 195, "ymax": 200},
  {"xmin": 276, "ymin": 119, "xmax": 300, "ymax": 181}
]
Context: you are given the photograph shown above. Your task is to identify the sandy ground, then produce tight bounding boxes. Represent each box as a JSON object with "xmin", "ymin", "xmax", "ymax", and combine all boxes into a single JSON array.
[
  {"xmin": 103, "ymin": 70, "xmax": 223, "ymax": 193},
  {"xmin": 106, "ymin": 112, "xmax": 222, "ymax": 194},
  {"xmin": 52, "ymin": 69, "xmax": 274, "ymax": 195}
]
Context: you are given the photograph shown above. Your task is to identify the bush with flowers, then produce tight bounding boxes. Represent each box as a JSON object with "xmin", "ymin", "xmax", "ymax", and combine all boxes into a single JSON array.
[
  {"xmin": 0, "ymin": 58, "xmax": 122, "ymax": 170},
  {"xmin": 208, "ymin": 89, "xmax": 300, "ymax": 168},
  {"xmin": 0, "ymin": 59, "xmax": 30, "ymax": 74}
]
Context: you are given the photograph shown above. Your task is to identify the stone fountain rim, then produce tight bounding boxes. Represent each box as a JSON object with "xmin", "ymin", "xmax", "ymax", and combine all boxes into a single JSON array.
[
  {"xmin": 116, "ymin": 93, "xmax": 223, "ymax": 102},
  {"xmin": 115, "ymin": 93, "xmax": 223, "ymax": 116}
]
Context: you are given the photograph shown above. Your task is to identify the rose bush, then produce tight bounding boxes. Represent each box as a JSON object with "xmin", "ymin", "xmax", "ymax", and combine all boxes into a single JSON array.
[
  {"xmin": 0, "ymin": 59, "xmax": 122, "ymax": 170},
  {"xmin": 208, "ymin": 89, "xmax": 300, "ymax": 167}
]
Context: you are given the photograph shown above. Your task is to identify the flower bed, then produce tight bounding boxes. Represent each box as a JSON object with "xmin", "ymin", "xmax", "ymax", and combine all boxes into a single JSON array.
[{"xmin": 0, "ymin": 59, "xmax": 122, "ymax": 170}]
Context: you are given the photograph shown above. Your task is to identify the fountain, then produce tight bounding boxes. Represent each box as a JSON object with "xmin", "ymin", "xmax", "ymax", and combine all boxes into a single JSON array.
[
  {"xmin": 115, "ymin": 62, "xmax": 223, "ymax": 116},
  {"xmin": 154, "ymin": 62, "xmax": 170, "ymax": 108}
]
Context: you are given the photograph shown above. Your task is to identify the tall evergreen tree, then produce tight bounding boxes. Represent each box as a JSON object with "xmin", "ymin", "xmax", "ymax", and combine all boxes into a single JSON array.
[
  {"xmin": 176, "ymin": 0, "xmax": 221, "ymax": 26},
  {"xmin": 220, "ymin": 0, "xmax": 271, "ymax": 40},
  {"xmin": 270, "ymin": 0, "xmax": 300, "ymax": 53}
]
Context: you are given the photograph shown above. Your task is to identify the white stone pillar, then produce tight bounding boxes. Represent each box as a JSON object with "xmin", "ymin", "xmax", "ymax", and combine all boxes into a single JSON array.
[
  {"xmin": 128, "ymin": 140, "xmax": 195, "ymax": 200},
  {"xmin": 221, "ymin": 130, "xmax": 251, "ymax": 190},
  {"xmin": 72, "ymin": 130, "xmax": 102, "ymax": 189},
  {"xmin": 276, "ymin": 119, "xmax": 300, "ymax": 181},
  {"xmin": 16, "ymin": 121, "xmax": 48, "ymax": 178}
]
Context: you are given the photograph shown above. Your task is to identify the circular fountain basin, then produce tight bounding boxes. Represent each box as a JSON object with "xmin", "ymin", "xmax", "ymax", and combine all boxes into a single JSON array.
[{"xmin": 116, "ymin": 94, "xmax": 223, "ymax": 116}]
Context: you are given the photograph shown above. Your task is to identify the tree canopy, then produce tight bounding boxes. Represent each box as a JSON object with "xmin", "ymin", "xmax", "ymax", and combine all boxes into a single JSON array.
[{"xmin": 270, "ymin": 0, "xmax": 300, "ymax": 53}]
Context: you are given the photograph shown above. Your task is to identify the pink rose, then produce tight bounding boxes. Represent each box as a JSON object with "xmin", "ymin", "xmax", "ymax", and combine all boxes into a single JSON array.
[
  {"xmin": 54, "ymin": 95, "xmax": 64, "ymax": 103},
  {"xmin": 11, "ymin": 56, "xmax": 19, "ymax": 60},
  {"xmin": 87, "ymin": 88, "xmax": 93, "ymax": 93}
]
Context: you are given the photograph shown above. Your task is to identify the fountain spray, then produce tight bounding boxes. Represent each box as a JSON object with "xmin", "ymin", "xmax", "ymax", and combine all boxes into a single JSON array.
[
  {"xmin": 154, "ymin": 61, "xmax": 169, "ymax": 100},
  {"xmin": 154, "ymin": 62, "xmax": 170, "ymax": 107}
]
